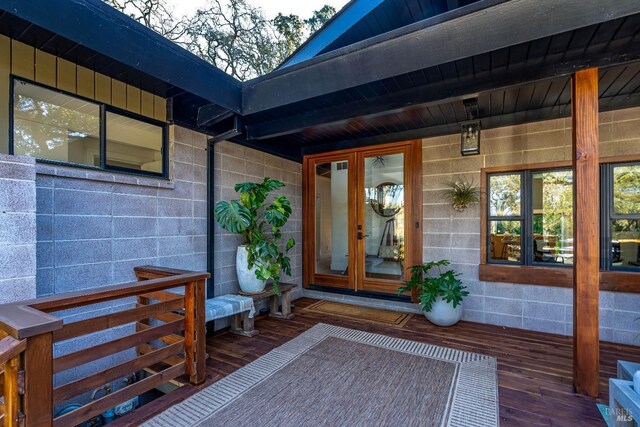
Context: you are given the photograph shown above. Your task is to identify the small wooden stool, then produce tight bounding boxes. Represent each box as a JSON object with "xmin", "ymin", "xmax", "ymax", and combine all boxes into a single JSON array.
[{"xmin": 240, "ymin": 283, "xmax": 296, "ymax": 320}]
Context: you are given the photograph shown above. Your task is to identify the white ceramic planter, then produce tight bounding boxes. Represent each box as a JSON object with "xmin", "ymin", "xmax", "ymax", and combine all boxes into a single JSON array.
[
  {"xmin": 236, "ymin": 245, "xmax": 267, "ymax": 294},
  {"xmin": 424, "ymin": 296, "xmax": 463, "ymax": 326}
]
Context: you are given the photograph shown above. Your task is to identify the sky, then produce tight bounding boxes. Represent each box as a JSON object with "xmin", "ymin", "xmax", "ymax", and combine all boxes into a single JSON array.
[{"xmin": 172, "ymin": 0, "xmax": 350, "ymax": 19}]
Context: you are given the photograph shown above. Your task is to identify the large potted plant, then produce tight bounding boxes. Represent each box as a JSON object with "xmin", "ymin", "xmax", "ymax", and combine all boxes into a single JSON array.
[
  {"xmin": 214, "ymin": 177, "xmax": 295, "ymax": 295},
  {"xmin": 398, "ymin": 260, "xmax": 469, "ymax": 326}
]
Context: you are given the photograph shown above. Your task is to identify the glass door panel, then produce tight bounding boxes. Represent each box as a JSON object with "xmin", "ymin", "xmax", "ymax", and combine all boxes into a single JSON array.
[
  {"xmin": 315, "ymin": 160, "xmax": 350, "ymax": 277},
  {"xmin": 362, "ymin": 153, "xmax": 405, "ymax": 282}
]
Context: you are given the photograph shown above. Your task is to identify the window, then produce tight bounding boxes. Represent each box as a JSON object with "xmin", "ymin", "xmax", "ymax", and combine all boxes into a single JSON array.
[
  {"xmin": 487, "ymin": 168, "xmax": 573, "ymax": 267},
  {"xmin": 13, "ymin": 79, "xmax": 100, "ymax": 167},
  {"xmin": 11, "ymin": 78, "xmax": 166, "ymax": 177},
  {"xmin": 603, "ymin": 162, "xmax": 640, "ymax": 271}
]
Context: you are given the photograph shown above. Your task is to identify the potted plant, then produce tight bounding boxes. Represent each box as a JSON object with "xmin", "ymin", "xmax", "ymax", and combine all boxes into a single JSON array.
[
  {"xmin": 442, "ymin": 177, "xmax": 481, "ymax": 212},
  {"xmin": 214, "ymin": 177, "xmax": 295, "ymax": 295},
  {"xmin": 398, "ymin": 260, "xmax": 469, "ymax": 326}
]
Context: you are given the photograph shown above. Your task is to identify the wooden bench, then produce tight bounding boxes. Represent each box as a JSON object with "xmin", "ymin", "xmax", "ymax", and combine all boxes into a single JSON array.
[{"xmin": 240, "ymin": 283, "xmax": 296, "ymax": 320}]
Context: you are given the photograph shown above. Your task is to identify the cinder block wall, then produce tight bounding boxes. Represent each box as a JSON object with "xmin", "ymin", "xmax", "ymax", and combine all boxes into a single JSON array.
[
  {"xmin": 212, "ymin": 141, "xmax": 303, "ymax": 301},
  {"xmin": 0, "ymin": 153, "xmax": 37, "ymax": 303},
  {"xmin": 35, "ymin": 126, "xmax": 208, "ymax": 298},
  {"xmin": 422, "ymin": 106, "xmax": 640, "ymax": 345}
]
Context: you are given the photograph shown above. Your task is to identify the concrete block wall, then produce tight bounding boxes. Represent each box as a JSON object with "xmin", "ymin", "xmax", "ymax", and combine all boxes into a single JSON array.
[
  {"xmin": 0, "ymin": 153, "xmax": 37, "ymax": 303},
  {"xmin": 212, "ymin": 141, "xmax": 303, "ymax": 300},
  {"xmin": 422, "ymin": 106, "xmax": 640, "ymax": 345},
  {"xmin": 35, "ymin": 125, "xmax": 208, "ymax": 298}
]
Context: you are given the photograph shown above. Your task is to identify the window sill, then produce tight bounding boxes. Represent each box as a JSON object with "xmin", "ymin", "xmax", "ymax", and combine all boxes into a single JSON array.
[
  {"xmin": 35, "ymin": 163, "xmax": 174, "ymax": 189},
  {"xmin": 479, "ymin": 264, "xmax": 640, "ymax": 293}
]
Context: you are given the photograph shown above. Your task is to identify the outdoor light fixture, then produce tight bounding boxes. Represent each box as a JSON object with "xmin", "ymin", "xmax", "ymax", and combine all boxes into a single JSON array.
[{"xmin": 461, "ymin": 98, "xmax": 481, "ymax": 156}]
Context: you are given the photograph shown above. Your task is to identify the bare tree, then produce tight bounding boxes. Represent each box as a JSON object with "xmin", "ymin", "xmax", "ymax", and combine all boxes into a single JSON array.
[
  {"xmin": 103, "ymin": 0, "xmax": 188, "ymax": 41},
  {"xmin": 185, "ymin": 0, "xmax": 279, "ymax": 81},
  {"xmin": 103, "ymin": 0, "xmax": 337, "ymax": 80}
]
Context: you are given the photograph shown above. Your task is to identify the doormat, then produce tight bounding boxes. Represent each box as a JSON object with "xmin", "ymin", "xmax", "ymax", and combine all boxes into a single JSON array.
[{"xmin": 303, "ymin": 299, "xmax": 413, "ymax": 328}]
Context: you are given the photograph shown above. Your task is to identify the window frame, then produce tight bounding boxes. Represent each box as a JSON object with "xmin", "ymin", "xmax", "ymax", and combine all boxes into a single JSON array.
[
  {"xmin": 486, "ymin": 167, "xmax": 574, "ymax": 269},
  {"xmin": 601, "ymin": 161, "xmax": 640, "ymax": 272},
  {"xmin": 9, "ymin": 76, "xmax": 168, "ymax": 179}
]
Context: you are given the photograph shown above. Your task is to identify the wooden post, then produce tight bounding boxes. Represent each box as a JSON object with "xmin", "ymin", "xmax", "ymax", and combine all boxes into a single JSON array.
[
  {"xmin": 572, "ymin": 68, "xmax": 600, "ymax": 397},
  {"xmin": 184, "ymin": 280, "xmax": 206, "ymax": 385},
  {"xmin": 23, "ymin": 333, "xmax": 53, "ymax": 427}
]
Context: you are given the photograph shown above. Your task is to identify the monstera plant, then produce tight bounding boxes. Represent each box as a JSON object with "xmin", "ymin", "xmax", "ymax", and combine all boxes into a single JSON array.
[{"xmin": 214, "ymin": 177, "xmax": 295, "ymax": 295}]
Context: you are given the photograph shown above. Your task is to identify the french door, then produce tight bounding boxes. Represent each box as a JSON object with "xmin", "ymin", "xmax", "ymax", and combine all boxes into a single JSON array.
[{"xmin": 303, "ymin": 141, "xmax": 422, "ymax": 296}]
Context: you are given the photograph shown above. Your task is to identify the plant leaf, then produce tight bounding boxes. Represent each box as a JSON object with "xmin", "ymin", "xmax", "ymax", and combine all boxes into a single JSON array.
[{"xmin": 214, "ymin": 200, "xmax": 252, "ymax": 234}]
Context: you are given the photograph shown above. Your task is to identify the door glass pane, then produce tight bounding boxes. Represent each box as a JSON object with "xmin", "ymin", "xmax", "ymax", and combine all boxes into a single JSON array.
[
  {"xmin": 532, "ymin": 170, "xmax": 573, "ymax": 265},
  {"xmin": 106, "ymin": 111, "xmax": 164, "ymax": 174},
  {"xmin": 315, "ymin": 161, "xmax": 349, "ymax": 276},
  {"xmin": 611, "ymin": 220, "xmax": 640, "ymax": 271},
  {"xmin": 488, "ymin": 221, "xmax": 522, "ymax": 262},
  {"xmin": 13, "ymin": 79, "xmax": 100, "ymax": 166},
  {"xmin": 613, "ymin": 164, "xmax": 640, "ymax": 215},
  {"xmin": 363, "ymin": 153, "xmax": 405, "ymax": 281}
]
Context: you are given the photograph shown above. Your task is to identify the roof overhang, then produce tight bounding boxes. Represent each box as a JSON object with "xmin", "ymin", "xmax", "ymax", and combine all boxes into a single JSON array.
[
  {"xmin": 0, "ymin": 0, "xmax": 242, "ymax": 115},
  {"xmin": 243, "ymin": 0, "xmax": 640, "ymax": 115}
]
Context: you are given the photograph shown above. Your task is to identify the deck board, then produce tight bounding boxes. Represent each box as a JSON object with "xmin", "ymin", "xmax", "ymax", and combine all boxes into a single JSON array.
[{"xmin": 113, "ymin": 298, "xmax": 640, "ymax": 426}]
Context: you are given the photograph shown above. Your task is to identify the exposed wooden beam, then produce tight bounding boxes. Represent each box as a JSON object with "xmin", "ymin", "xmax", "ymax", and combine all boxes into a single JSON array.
[
  {"xmin": 571, "ymin": 68, "xmax": 600, "ymax": 397},
  {"xmin": 244, "ymin": 0, "xmax": 640, "ymax": 114}
]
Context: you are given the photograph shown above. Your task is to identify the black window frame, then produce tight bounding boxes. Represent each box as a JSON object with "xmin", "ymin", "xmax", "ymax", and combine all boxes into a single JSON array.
[
  {"xmin": 487, "ymin": 167, "xmax": 573, "ymax": 268},
  {"xmin": 9, "ymin": 76, "xmax": 168, "ymax": 179},
  {"xmin": 601, "ymin": 161, "xmax": 640, "ymax": 272}
]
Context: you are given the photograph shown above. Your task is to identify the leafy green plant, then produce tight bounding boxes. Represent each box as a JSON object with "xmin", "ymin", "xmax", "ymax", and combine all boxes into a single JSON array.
[
  {"xmin": 442, "ymin": 177, "xmax": 481, "ymax": 212},
  {"xmin": 214, "ymin": 177, "xmax": 295, "ymax": 295},
  {"xmin": 398, "ymin": 260, "xmax": 469, "ymax": 312}
]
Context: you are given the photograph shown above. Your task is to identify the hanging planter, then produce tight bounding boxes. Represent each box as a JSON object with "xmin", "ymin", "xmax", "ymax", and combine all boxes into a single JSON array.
[{"xmin": 442, "ymin": 178, "xmax": 481, "ymax": 212}]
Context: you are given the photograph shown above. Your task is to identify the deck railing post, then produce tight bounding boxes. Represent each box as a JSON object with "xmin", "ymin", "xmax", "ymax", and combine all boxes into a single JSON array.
[
  {"xmin": 23, "ymin": 332, "xmax": 54, "ymax": 427},
  {"xmin": 184, "ymin": 279, "xmax": 206, "ymax": 385}
]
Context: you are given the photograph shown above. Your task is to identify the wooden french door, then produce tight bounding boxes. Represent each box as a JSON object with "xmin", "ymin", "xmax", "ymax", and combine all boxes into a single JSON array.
[{"xmin": 303, "ymin": 140, "xmax": 422, "ymax": 296}]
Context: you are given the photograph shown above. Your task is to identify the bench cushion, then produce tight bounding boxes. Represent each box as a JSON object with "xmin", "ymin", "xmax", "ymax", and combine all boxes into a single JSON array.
[
  {"xmin": 205, "ymin": 295, "xmax": 255, "ymax": 321},
  {"xmin": 167, "ymin": 288, "xmax": 255, "ymax": 321}
]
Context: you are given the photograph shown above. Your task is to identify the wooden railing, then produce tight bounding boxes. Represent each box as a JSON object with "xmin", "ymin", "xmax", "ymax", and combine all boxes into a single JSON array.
[
  {"xmin": 0, "ymin": 333, "xmax": 26, "ymax": 426},
  {"xmin": 0, "ymin": 267, "xmax": 209, "ymax": 427}
]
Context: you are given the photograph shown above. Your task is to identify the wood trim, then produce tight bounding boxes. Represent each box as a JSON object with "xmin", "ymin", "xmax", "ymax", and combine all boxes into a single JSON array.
[
  {"xmin": 303, "ymin": 139, "xmax": 417, "ymax": 160},
  {"xmin": 572, "ymin": 68, "xmax": 600, "ymax": 397},
  {"xmin": 599, "ymin": 271, "xmax": 640, "ymax": 292},
  {"xmin": 479, "ymin": 263, "xmax": 640, "ymax": 292},
  {"xmin": 480, "ymin": 264, "xmax": 572, "ymax": 287}
]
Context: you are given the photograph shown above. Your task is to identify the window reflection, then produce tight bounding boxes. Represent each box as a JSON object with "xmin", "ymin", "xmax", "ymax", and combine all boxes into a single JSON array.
[
  {"xmin": 532, "ymin": 171, "xmax": 573, "ymax": 265},
  {"xmin": 488, "ymin": 173, "xmax": 522, "ymax": 263},
  {"xmin": 13, "ymin": 80, "xmax": 100, "ymax": 166},
  {"xmin": 611, "ymin": 163, "xmax": 640, "ymax": 271}
]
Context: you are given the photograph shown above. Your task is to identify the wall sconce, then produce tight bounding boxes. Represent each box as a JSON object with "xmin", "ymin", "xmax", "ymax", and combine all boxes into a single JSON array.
[{"xmin": 461, "ymin": 98, "xmax": 480, "ymax": 156}]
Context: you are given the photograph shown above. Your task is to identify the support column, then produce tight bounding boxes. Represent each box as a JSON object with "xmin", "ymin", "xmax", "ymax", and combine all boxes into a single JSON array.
[{"xmin": 572, "ymin": 68, "xmax": 600, "ymax": 397}]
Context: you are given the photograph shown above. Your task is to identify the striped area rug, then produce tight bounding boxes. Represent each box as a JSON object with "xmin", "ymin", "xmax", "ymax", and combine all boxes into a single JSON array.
[{"xmin": 143, "ymin": 323, "xmax": 499, "ymax": 427}]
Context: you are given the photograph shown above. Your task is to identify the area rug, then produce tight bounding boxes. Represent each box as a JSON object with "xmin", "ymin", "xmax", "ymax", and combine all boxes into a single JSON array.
[
  {"xmin": 143, "ymin": 324, "xmax": 498, "ymax": 427},
  {"xmin": 302, "ymin": 300, "xmax": 414, "ymax": 328}
]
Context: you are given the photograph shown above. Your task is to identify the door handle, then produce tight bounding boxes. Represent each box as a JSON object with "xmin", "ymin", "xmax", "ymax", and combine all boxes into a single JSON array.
[{"xmin": 357, "ymin": 232, "xmax": 370, "ymax": 240}]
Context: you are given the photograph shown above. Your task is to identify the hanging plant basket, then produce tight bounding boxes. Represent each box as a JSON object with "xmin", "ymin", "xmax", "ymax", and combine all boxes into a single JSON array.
[{"xmin": 442, "ymin": 177, "xmax": 480, "ymax": 212}]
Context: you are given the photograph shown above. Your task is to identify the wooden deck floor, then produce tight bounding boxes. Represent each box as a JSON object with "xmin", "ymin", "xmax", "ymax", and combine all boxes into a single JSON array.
[{"xmin": 115, "ymin": 297, "xmax": 640, "ymax": 426}]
